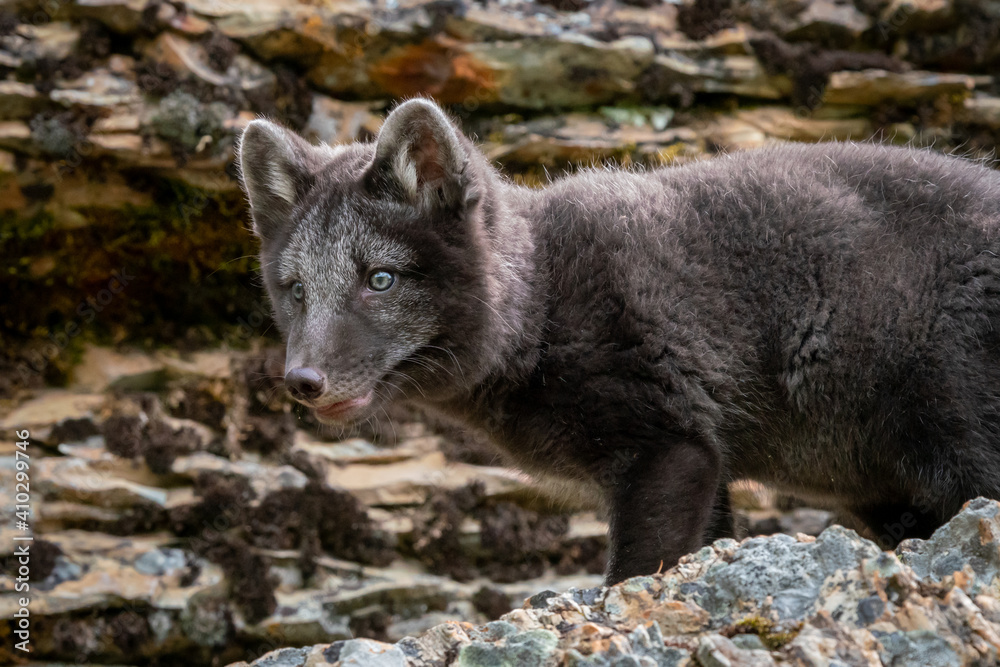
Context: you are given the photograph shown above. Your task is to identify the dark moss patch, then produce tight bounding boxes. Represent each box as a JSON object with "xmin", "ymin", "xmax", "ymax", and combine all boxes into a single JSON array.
[
  {"xmin": 179, "ymin": 552, "xmax": 202, "ymax": 587},
  {"xmin": 677, "ymin": 0, "xmax": 735, "ymax": 41},
  {"xmin": 480, "ymin": 502, "xmax": 568, "ymax": 583},
  {"xmin": 144, "ymin": 419, "xmax": 201, "ymax": 474},
  {"xmin": 49, "ymin": 615, "xmax": 99, "ymax": 658},
  {"xmin": 102, "ymin": 409, "xmax": 202, "ymax": 473},
  {"xmin": 248, "ymin": 65, "xmax": 314, "ymax": 131},
  {"xmin": 239, "ymin": 413, "xmax": 295, "ymax": 457},
  {"xmin": 197, "ymin": 536, "xmax": 277, "ymax": 623},
  {"xmin": 167, "ymin": 382, "xmax": 228, "ymax": 431},
  {"xmin": 203, "ymin": 30, "xmax": 238, "ymax": 72},
  {"xmin": 108, "ymin": 610, "xmax": 152, "ymax": 656},
  {"xmin": 903, "ymin": 7, "xmax": 1000, "ymax": 72},
  {"xmin": 170, "ymin": 472, "xmax": 255, "ymax": 537},
  {"xmin": 473, "ymin": 586, "xmax": 512, "ymax": 620},
  {"xmin": 0, "ymin": 10, "xmax": 18, "ymax": 36},
  {"xmin": 76, "ymin": 20, "xmax": 114, "ymax": 67},
  {"xmin": 136, "ymin": 58, "xmax": 181, "ymax": 97},
  {"xmin": 50, "ymin": 417, "xmax": 100, "ymax": 444},
  {"xmin": 283, "ymin": 448, "xmax": 325, "ymax": 481},
  {"xmin": 28, "ymin": 539, "xmax": 62, "ymax": 582},
  {"xmin": 411, "ymin": 483, "xmax": 485, "ymax": 582},
  {"xmin": 102, "ymin": 414, "xmax": 145, "ymax": 459},
  {"xmin": 247, "ymin": 488, "xmax": 307, "ymax": 551},
  {"xmin": 536, "ymin": 0, "xmax": 589, "ymax": 11},
  {"xmin": 236, "ymin": 348, "xmax": 288, "ymax": 414},
  {"xmin": 555, "ymin": 536, "xmax": 607, "ymax": 576},
  {"xmin": 750, "ymin": 34, "xmax": 905, "ymax": 109},
  {"xmin": 102, "ymin": 502, "xmax": 167, "ymax": 536},
  {"xmin": 410, "ymin": 482, "xmax": 572, "ymax": 582},
  {"xmin": 315, "ymin": 484, "xmax": 394, "ymax": 565},
  {"xmin": 349, "ymin": 606, "xmax": 392, "ymax": 641},
  {"xmin": 248, "ymin": 482, "xmax": 394, "ymax": 566}
]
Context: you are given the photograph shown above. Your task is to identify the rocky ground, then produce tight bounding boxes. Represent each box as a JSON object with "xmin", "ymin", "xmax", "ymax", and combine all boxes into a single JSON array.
[
  {"xmin": 1, "ymin": 345, "xmax": 838, "ymax": 665},
  {"xmin": 239, "ymin": 497, "xmax": 1000, "ymax": 667}
]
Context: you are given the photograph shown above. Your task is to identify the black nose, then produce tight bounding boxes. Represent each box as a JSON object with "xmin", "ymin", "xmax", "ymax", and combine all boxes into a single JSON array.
[{"xmin": 285, "ymin": 367, "xmax": 326, "ymax": 401}]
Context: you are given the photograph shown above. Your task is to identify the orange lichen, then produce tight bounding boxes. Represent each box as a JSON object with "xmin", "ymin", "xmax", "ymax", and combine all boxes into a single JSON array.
[{"xmin": 370, "ymin": 38, "xmax": 498, "ymax": 105}]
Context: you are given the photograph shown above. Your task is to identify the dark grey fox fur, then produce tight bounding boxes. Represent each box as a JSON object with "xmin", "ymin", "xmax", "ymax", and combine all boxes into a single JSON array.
[{"xmin": 240, "ymin": 98, "xmax": 1000, "ymax": 583}]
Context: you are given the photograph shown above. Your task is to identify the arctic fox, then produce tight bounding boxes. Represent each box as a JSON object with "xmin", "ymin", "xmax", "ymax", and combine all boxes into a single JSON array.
[{"xmin": 239, "ymin": 98, "xmax": 1000, "ymax": 583}]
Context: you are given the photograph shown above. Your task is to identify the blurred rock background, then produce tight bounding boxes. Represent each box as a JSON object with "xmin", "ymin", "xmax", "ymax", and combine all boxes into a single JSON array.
[{"xmin": 0, "ymin": 0, "xmax": 997, "ymax": 663}]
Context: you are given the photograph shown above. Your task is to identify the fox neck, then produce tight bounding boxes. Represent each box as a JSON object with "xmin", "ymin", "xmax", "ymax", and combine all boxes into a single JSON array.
[{"xmin": 431, "ymin": 179, "xmax": 546, "ymax": 415}]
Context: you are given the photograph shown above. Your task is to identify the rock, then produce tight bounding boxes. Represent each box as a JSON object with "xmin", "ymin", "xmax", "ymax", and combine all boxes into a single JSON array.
[
  {"xmin": 2, "ymin": 21, "xmax": 80, "ymax": 64},
  {"xmin": 0, "ymin": 120, "xmax": 32, "ymax": 154},
  {"xmin": 157, "ymin": 350, "xmax": 233, "ymax": 381},
  {"xmin": 733, "ymin": 107, "xmax": 873, "ymax": 142},
  {"xmin": 302, "ymin": 95, "xmax": 382, "ymax": 146},
  {"xmin": 697, "ymin": 634, "xmax": 776, "ymax": 666},
  {"xmin": 467, "ymin": 35, "xmax": 655, "ymax": 109},
  {"xmin": 49, "ymin": 70, "xmax": 143, "ymax": 109},
  {"xmin": 645, "ymin": 51, "xmax": 792, "ymax": 101},
  {"xmin": 44, "ymin": 169, "xmax": 155, "ymax": 212},
  {"xmin": 239, "ymin": 499, "xmax": 1000, "ymax": 667},
  {"xmin": 0, "ymin": 391, "xmax": 105, "ymax": 437},
  {"xmin": 0, "ymin": 81, "xmax": 43, "ymax": 120},
  {"xmin": 326, "ymin": 451, "xmax": 532, "ymax": 506},
  {"xmin": 338, "ymin": 638, "xmax": 408, "ymax": 666},
  {"xmin": 959, "ymin": 95, "xmax": 1000, "ymax": 128},
  {"xmin": 65, "ymin": 0, "xmax": 150, "ymax": 32},
  {"xmin": 896, "ymin": 497, "xmax": 1000, "ymax": 596},
  {"xmin": 171, "ymin": 452, "xmax": 309, "ymax": 499},
  {"xmin": 481, "ymin": 112, "xmax": 704, "ymax": 173},
  {"xmin": 142, "ymin": 32, "xmax": 276, "ymax": 93},
  {"xmin": 70, "ymin": 345, "xmax": 168, "ymax": 392},
  {"xmin": 822, "ymin": 69, "xmax": 976, "ymax": 105},
  {"xmin": 292, "ymin": 431, "xmax": 431, "ymax": 466},
  {"xmin": 877, "ymin": 0, "xmax": 954, "ymax": 35},
  {"xmin": 35, "ymin": 456, "xmax": 171, "ymax": 507},
  {"xmin": 780, "ymin": 507, "xmax": 836, "ymax": 536},
  {"xmin": 784, "ymin": 0, "xmax": 872, "ymax": 46},
  {"xmin": 458, "ymin": 628, "xmax": 559, "ymax": 666},
  {"xmin": 147, "ymin": 90, "xmax": 233, "ymax": 157}
]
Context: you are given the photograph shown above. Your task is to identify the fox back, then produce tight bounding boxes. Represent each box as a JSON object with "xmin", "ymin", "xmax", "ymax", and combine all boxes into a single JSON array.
[{"xmin": 240, "ymin": 99, "xmax": 1000, "ymax": 583}]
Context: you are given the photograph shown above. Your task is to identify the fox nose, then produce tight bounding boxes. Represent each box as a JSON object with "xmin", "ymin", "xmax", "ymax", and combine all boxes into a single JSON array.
[{"xmin": 285, "ymin": 367, "xmax": 326, "ymax": 401}]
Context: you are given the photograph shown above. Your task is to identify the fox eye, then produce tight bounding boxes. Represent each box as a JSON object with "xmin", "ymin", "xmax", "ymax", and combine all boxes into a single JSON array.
[
  {"xmin": 367, "ymin": 271, "xmax": 395, "ymax": 292},
  {"xmin": 292, "ymin": 281, "xmax": 304, "ymax": 302}
]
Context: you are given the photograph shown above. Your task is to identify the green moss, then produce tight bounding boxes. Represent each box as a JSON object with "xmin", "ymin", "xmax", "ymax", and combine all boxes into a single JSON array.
[
  {"xmin": 731, "ymin": 616, "xmax": 800, "ymax": 650},
  {"xmin": 29, "ymin": 115, "xmax": 83, "ymax": 159},
  {"xmin": 0, "ymin": 177, "xmax": 272, "ymax": 356},
  {"xmin": 458, "ymin": 629, "xmax": 559, "ymax": 667},
  {"xmin": 150, "ymin": 91, "xmax": 231, "ymax": 155}
]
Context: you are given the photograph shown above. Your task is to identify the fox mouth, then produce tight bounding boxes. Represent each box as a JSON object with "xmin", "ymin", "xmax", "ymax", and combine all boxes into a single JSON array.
[{"xmin": 313, "ymin": 390, "xmax": 375, "ymax": 422}]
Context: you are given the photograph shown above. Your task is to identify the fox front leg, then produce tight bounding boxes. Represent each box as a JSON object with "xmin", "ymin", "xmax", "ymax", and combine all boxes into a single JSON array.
[{"xmin": 604, "ymin": 440, "xmax": 722, "ymax": 584}]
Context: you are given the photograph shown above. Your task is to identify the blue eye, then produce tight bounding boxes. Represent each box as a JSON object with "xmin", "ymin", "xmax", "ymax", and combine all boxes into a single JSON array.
[
  {"xmin": 292, "ymin": 281, "xmax": 304, "ymax": 302},
  {"xmin": 368, "ymin": 271, "xmax": 395, "ymax": 291}
]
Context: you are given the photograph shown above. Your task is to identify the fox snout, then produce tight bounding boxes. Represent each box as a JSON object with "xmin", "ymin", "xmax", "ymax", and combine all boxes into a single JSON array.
[{"xmin": 285, "ymin": 366, "xmax": 326, "ymax": 401}]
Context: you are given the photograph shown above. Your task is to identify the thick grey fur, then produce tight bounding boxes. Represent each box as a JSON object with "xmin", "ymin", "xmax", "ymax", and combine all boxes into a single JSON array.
[{"xmin": 239, "ymin": 98, "xmax": 1000, "ymax": 583}]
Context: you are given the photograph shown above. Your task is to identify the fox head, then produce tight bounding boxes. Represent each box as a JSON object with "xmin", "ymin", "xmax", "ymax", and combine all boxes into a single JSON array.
[{"xmin": 238, "ymin": 99, "xmax": 530, "ymax": 423}]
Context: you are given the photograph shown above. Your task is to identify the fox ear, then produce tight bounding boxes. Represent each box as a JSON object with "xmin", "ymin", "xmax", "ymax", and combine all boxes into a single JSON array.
[
  {"xmin": 367, "ymin": 98, "xmax": 473, "ymax": 209},
  {"xmin": 239, "ymin": 120, "xmax": 329, "ymax": 240}
]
